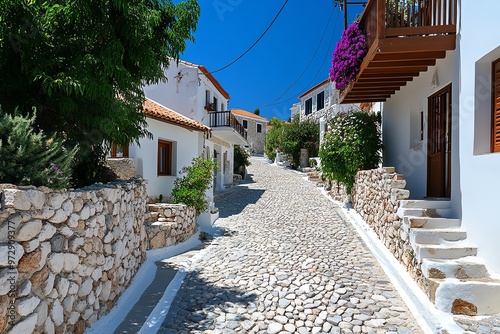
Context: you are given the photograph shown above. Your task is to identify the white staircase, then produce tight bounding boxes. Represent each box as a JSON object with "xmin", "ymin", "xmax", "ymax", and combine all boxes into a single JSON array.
[{"xmin": 398, "ymin": 200, "xmax": 500, "ymax": 316}]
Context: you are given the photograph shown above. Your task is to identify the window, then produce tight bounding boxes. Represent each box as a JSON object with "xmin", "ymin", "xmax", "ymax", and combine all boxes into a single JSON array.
[
  {"xmin": 317, "ymin": 91, "xmax": 325, "ymax": 110},
  {"xmin": 243, "ymin": 119, "xmax": 248, "ymax": 129},
  {"xmin": 205, "ymin": 90, "xmax": 210, "ymax": 106},
  {"xmin": 492, "ymin": 59, "xmax": 500, "ymax": 152},
  {"xmin": 256, "ymin": 123, "xmax": 262, "ymax": 133},
  {"xmin": 213, "ymin": 97, "xmax": 218, "ymax": 111},
  {"xmin": 305, "ymin": 98, "xmax": 313, "ymax": 115},
  {"xmin": 111, "ymin": 143, "xmax": 129, "ymax": 158},
  {"xmin": 221, "ymin": 103, "xmax": 225, "ymax": 111},
  {"xmin": 158, "ymin": 140, "xmax": 172, "ymax": 176}
]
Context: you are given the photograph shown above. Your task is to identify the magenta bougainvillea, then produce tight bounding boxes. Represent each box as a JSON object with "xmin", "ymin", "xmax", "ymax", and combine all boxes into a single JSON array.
[{"xmin": 329, "ymin": 23, "xmax": 367, "ymax": 90}]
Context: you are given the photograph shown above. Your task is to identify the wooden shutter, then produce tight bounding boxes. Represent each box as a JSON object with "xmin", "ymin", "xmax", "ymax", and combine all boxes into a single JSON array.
[{"xmin": 492, "ymin": 59, "xmax": 500, "ymax": 152}]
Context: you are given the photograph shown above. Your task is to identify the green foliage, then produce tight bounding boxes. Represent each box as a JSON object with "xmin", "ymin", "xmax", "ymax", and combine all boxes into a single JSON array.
[
  {"xmin": 0, "ymin": 0, "xmax": 200, "ymax": 187},
  {"xmin": 319, "ymin": 110, "xmax": 382, "ymax": 194},
  {"xmin": 233, "ymin": 145, "xmax": 251, "ymax": 176},
  {"xmin": 264, "ymin": 117, "xmax": 286, "ymax": 161},
  {"xmin": 0, "ymin": 108, "xmax": 78, "ymax": 189},
  {"xmin": 253, "ymin": 108, "xmax": 260, "ymax": 116},
  {"xmin": 280, "ymin": 115, "xmax": 320, "ymax": 168},
  {"xmin": 172, "ymin": 156, "xmax": 219, "ymax": 215}
]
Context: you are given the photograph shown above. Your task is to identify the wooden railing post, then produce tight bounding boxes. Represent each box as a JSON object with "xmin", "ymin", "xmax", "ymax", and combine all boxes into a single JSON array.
[{"xmin": 377, "ymin": 0, "xmax": 386, "ymax": 39}]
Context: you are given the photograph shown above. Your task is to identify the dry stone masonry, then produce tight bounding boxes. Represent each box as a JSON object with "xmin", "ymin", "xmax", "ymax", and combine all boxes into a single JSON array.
[
  {"xmin": 144, "ymin": 204, "xmax": 197, "ymax": 250},
  {"xmin": 0, "ymin": 179, "xmax": 198, "ymax": 334},
  {"xmin": 315, "ymin": 167, "xmax": 426, "ymax": 287}
]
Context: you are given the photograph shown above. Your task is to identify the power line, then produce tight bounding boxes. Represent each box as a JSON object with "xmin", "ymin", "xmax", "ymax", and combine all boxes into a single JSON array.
[
  {"xmin": 260, "ymin": 6, "xmax": 336, "ymax": 108},
  {"xmin": 261, "ymin": 8, "xmax": 341, "ymax": 109},
  {"xmin": 210, "ymin": 0, "xmax": 289, "ymax": 74}
]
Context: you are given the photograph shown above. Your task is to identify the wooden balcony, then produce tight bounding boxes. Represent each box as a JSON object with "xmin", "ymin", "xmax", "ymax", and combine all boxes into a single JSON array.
[
  {"xmin": 208, "ymin": 111, "xmax": 248, "ymax": 145},
  {"xmin": 340, "ymin": 0, "xmax": 457, "ymax": 103}
]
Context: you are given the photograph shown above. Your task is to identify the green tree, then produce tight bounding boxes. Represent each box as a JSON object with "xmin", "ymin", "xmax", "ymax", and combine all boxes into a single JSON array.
[
  {"xmin": 0, "ymin": 0, "xmax": 200, "ymax": 187},
  {"xmin": 280, "ymin": 115, "xmax": 319, "ymax": 167},
  {"xmin": 319, "ymin": 110, "xmax": 382, "ymax": 194},
  {"xmin": 233, "ymin": 144, "xmax": 251, "ymax": 177},
  {"xmin": 253, "ymin": 108, "xmax": 260, "ymax": 116},
  {"xmin": 264, "ymin": 117, "xmax": 285, "ymax": 161},
  {"xmin": 172, "ymin": 156, "xmax": 219, "ymax": 215}
]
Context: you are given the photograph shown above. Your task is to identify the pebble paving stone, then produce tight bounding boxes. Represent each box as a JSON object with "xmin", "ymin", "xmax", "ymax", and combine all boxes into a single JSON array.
[{"xmin": 158, "ymin": 157, "xmax": 425, "ymax": 334}]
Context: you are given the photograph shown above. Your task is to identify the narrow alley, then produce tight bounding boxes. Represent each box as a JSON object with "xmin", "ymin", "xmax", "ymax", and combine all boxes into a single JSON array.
[{"xmin": 157, "ymin": 157, "xmax": 424, "ymax": 334}]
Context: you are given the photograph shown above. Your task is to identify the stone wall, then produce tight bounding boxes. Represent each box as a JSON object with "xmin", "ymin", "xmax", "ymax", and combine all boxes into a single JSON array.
[
  {"xmin": 320, "ymin": 167, "xmax": 425, "ymax": 286},
  {"xmin": 144, "ymin": 204, "xmax": 197, "ymax": 250},
  {"xmin": 0, "ymin": 180, "xmax": 149, "ymax": 334},
  {"xmin": 350, "ymin": 168, "xmax": 424, "ymax": 283},
  {"xmin": 106, "ymin": 158, "xmax": 138, "ymax": 181}
]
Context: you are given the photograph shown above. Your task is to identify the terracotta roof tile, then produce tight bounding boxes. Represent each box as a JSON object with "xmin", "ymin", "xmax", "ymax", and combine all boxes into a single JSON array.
[
  {"xmin": 299, "ymin": 78, "xmax": 331, "ymax": 99},
  {"xmin": 231, "ymin": 109, "xmax": 268, "ymax": 121},
  {"xmin": 143, "ymin": 99, "xmax": 211, "ymax": 133}
]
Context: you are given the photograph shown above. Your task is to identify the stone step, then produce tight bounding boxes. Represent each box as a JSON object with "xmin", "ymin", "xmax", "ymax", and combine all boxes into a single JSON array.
[
  {"xmin": 428, "ymin": 278, "xmax": 500, "ymax": 316},
  {"xmin": 410, "ymin": 228, "xmax": 467, "ymax": 246},
  {"xmin": 399, "ymin": 199, "xmax": 451, "ymax": 209},
  {"xmin": 422, "ymin": 258, "xmax": 491, "ymax": 279},
  {"xmin": 396, "ymin": 207, "xmax": 453, "ymax": 219},
  {"xmin": 415, "ymin": 242, "xmax": 477, "ymax": 261},
  {"xmin": 404, "ymin": 217, "xmax": 461, "ymax": 229}
]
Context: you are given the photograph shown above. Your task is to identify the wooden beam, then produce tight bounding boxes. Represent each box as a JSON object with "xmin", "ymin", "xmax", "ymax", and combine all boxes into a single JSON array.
[
  {"xmin": 378, "ymin": 35, "xmax": 456, "ymax": 53},
  {"xmin": 363, "ymin": 66, "xmax": 428, "ymax": 74},
  {"xmin": 367, "ymin": 59, "xmax": 437, "ymax": 68},
  {"xmin": 372, "ymin": 51, "xmax": 447, "ymax": 62}
]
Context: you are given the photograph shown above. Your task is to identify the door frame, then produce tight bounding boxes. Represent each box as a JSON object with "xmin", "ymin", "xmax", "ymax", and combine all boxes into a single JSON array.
[{"xmin": 427, "ymin": 84, "xmax": 452, "ymax": 198}]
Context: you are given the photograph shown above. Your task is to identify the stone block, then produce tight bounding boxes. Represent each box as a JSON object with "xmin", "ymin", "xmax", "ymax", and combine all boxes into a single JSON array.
[
  {"xmin": 16, "ymin": 219, "xmax": 42, "ymax": 242},
  {"xmin": 15, "ymin": 295, "xmax": 40, "ymax": 316}
]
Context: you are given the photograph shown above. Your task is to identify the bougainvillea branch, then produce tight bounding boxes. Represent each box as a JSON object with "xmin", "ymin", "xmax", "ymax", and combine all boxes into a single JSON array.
[{"xmin": 329, "ymin": 23, "xmax": 367, "ymax": 90}]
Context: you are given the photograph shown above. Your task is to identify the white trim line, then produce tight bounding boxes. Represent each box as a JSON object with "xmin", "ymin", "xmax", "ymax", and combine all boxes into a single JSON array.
[{"xmin": 321, "ymin": 189, "xmax": 464, "ymax": 334}]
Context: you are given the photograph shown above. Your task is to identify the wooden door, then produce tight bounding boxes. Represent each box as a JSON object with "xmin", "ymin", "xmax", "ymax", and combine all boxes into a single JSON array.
[{"xmin": 427, "ymin": 85, "xmax": 452, "ymax": 198}]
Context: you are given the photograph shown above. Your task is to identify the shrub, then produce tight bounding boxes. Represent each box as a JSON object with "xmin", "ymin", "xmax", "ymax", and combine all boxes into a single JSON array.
[
  {"xmin": 0, "ymin": 108, "xmax": 78, "ymax": 189},
  {"xmin": 234, "ymin": 145, "xmax": 251, "ymax": 177},
  {"xmin": 172, "ymin": 156, "xmax": 219, "ymax": 215},
  {"xmin": 319, "ymin": 110, "xmax": 382, "ymax": 194},
  {"xmin": 264, "ymin": 117, "xmax": 286, "ymax": 161},
  {"xmin": 280, "ymin": 115, "xmax": 319, "ymax": 168}
]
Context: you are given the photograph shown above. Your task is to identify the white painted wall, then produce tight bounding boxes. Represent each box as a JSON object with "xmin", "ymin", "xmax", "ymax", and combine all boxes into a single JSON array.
[
  {"xmin": 143, "ymin": 62, "xmax": 230, "ymax": 128},
  {"xmin": 382, "ymin": 52, "xmax": 455, "ymax": 200},
  {"xmin": 129, "ymin": 117, "xmax": 204, "ymax": 199},
  {"xmin": 457, "ymin": 0, "xmax": 500, "ymax": 275}
]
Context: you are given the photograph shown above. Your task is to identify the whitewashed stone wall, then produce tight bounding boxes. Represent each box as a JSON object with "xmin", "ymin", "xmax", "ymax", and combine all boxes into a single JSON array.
[
  {"xmin": 144, "ymin": 204, "xmax": 197, "ymax": 250},
  {"xmin": 0, "ymin": 180, "xmax": 148, "ymax": 334},
  {"xmin": 350, "ymin": 168, "xmax": 426, "ymax": 285},
  {"xmin": 321, "ymin": 167, "xmax": 425, "ymax": 286}
]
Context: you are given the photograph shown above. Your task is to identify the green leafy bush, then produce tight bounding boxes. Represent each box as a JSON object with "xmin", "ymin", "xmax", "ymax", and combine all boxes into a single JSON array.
[
  {"xmin": 233, "ymin": 145, "xmax": 251, "ymax": 177},
  {"xmin": 320, "ymin": 110, "xmax": 382, "ymax": 194},
  {"xmin": 172, "ymin": 156, "xmax": 219, "ymax": 215},
  {"xmin": 264, "ymin": 117, "xmax": 286, "ymax": 161},
  {"xmin": 0, "ymin": 108, "xmax": 78, "ymax": 189},
  {"xmin": 281, "ymin": 115, "xmax": 319, "ymax": 168}
]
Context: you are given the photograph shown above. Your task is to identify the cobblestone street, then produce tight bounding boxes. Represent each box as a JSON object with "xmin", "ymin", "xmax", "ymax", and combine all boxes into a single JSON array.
[{"xmin": 158, "ymin": 157, "xmax": 425, "ymax": 334}]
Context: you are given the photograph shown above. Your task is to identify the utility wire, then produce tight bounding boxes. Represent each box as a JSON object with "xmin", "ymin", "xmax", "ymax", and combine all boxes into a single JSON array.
[
  {"xmin": 261, "ymin": 8, "xmax": 341, "ymax": 109},
  {"xmin": 260, "ymin": 6, "xmax": 336, "ymax": 108},
  {"xmin": 210, "ymin": 0, "xmax": 289, "ymax": 74}
]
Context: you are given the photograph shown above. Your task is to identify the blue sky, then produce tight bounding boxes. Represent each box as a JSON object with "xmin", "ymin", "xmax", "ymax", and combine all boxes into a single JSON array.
[{"xmin": 180, "ymin": 1, "xmax": 365, "ymax": 121}]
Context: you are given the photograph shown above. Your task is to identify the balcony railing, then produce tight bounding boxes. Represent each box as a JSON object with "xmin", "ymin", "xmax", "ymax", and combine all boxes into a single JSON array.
[
  {"xmin": 208, "ymin": 111, "xmax": 247, "ymax": 140},
  {"xmin": 340, "ymin": 0, "xmax": 457, "ymax": 103}
]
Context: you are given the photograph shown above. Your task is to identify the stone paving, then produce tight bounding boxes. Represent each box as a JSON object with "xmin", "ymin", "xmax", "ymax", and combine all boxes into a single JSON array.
[{"xmin": 158, "ymin": 157, "xmax": 425, "ymax": 334}]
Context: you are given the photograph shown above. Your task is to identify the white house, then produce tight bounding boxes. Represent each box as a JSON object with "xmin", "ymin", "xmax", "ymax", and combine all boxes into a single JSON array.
[
  {"xmin": 231, "ymin": 109, "xmax": 268, "ymax": 154},
  {"xmin": 296, "ymin": 78, "xmax": 360, "ymax": 143},
  {"xmin": 143, "ymin": 59, "xmax": 248, "ymax": 194},
  {"xmin": 340, "ymin": 0, "xmax": 500, "ymax": 316}
]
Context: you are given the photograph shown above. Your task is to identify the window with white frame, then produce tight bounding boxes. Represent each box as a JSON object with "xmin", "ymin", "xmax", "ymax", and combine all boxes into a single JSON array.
[
  {"xmin": 256, "ymin": 123, "xmax": 262, "ymax": 133},
  {"xmin": 243, "ymin": 119, "xmax": 248, "ymax": 129},
  {"xmin": 305, "ymin": 98, "xmax": 313, "ymax": 115},
  {"xmin": 317, "ymin": 91, "xmax": 325, "ymax": 110}
]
